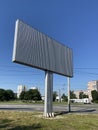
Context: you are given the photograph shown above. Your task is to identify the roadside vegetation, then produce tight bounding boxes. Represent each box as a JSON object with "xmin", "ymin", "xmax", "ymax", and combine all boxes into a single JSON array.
[
  {"xmin": 0, "ymin": 89, "xmax": 15, "ymax": 101},
  {"xmin": 0, "ymin": 88, "xmax": 98, "ymax": 129},
  {"xmin": 91, "ymin": 90, "xmax": 98, "ymax": 103},
  {"xmin": 19, "ymin": 89, "xmax": 41, "ymax": 102},
  {"xmin": 0, "ymin": 88, "xmax": 98, "ymax": 104},
  {"xmin": 0, "ymin": 111, "xmax": 98, "ymax": 130}
]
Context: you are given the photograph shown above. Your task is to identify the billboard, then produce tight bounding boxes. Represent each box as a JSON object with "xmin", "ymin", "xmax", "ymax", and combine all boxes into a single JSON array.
[{"xmin": 12, "ymin": 20, "xmax": 73, "ymax": 77}]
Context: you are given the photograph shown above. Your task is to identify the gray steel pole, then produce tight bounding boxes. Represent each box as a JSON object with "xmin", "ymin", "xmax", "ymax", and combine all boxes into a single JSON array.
[
  {"xmin": 68, "ymin": 77, "xmax": 71, "ymax": 112},
  {"xmin": 44, "ymin": 71, "xmax": 54, "ymax": 117},
  {"xmin": 58, "ymin": 89, "xmax": 61, "ymax": 102}
]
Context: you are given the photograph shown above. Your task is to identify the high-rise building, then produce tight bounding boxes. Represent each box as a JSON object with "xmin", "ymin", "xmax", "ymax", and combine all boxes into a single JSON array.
[
  {"xmin": 87, "ymin": 80, "xmax": 98, "ymax": 100},
  {"xmin": 17, "ymin": 85, "xmax": 28, "ymax": 98},
  {"xmin": 31, "ymin": 87, "xmax": 38, "ymax": 90},
  {"xmin": 74, "ymin": 90, "xmax": 81, "ymax": 99},
  {"xmin": 74, "ymin": 90, "xmax": 88, "ymax": 99}
]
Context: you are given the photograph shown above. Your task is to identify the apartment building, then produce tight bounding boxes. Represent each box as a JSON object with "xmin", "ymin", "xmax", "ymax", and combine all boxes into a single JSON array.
[
  {"xmin": 17, "ymin": 85, "xmax": 28, "ymax": 98},
  {"xmin": 74, "ymin": 90, "xmax": 88, "ymax": 99},
  {"xmin": 87, "ymin": 80, "xmax": 98, "ymax": 100}
]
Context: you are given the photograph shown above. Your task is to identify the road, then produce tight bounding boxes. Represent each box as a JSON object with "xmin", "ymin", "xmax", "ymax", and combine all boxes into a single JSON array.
[{"xmin": 0, "ymin": 104, "xmax": 98, "ymax": 114}]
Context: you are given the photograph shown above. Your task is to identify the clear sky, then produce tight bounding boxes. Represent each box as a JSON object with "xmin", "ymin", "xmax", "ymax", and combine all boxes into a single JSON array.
[{"xmin": 0, "ymin": 0, "xmax": 98, "ymax": 95}]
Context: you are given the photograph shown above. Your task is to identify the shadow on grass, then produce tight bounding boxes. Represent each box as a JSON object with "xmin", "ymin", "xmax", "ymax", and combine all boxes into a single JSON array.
[
  {"xmin": 54, "ymin": 111, "xmax": 69, "ymax": 116},
  {"xmin": 0, "ymin": 108, "xmax": 35, "ymax": 111},
  {"xmin": 55, "ymin": 109, "xmax": 96, "ymax": 116},
  {"xmin": 0, "ymin": 119, "xmax": 13, "ymax": 129},
  {"xmin": 0, "ymin": 119, "xmax": 42, "ymax": 130},
  {"xmin": 71, "ymin": 108, "xmax": 96, "ymax": 113},
  {"xmin": 8, "ymin": 123, "xmax": 42, "ymax": 130}
]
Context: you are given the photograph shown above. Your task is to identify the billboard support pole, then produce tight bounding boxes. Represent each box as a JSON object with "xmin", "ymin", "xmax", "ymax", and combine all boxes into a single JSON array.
[
  {"xmin": 44, "ymin": 71, "xmax": 54, "ymax": 117},
  {"xmin": 68, "ymin": 77, "xmax": 71, "ymax": 112}
]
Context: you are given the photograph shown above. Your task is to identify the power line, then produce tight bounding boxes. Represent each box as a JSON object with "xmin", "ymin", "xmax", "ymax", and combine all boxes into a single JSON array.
[
  {"xmin": 75, "ymin": 67, "xmax": 98, "ymax": 70},
  {"xmin": 75, "ymin": 70, "xmax": 98, "ymax": 75},
  {"xmin": 1, "ymin": 64, "xmax": 98, "ymax": 69},
  {"xmin": 1, "ymin": 64, "xmax": 98, "ymax": 76}
]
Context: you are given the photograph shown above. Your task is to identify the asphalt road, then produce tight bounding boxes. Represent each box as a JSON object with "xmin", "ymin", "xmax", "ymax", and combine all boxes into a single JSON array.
[{"xmin": 0, "ymin": 104, "xmax": 98, "ymax": 114}]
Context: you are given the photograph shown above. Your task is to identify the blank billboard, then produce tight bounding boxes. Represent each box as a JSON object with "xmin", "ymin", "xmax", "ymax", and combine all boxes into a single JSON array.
[{"xmin": 12, "ymin": 20, "xmax": 73, "ymax": 77}]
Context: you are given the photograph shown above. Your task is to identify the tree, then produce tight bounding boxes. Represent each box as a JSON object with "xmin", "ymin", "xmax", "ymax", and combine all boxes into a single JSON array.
[
  {"xmin": 19, "ymin": 89, "xmax": 41, "ymax": 102},
  {"xmin": 32, "ymin": 89, "xmax": 41, "ymax": 101},
  {"xmin": 83, "ymin": 94, "xmax": 88, "ymax": 98},
  {"xmin": 53, "ymin": 91, "xmax": 57, "ymax": 102},
  {"xmin": 70, "ymin": 91, "xmax": 77, "ymax": 99},
  {"xmin": 79, "ymin": 92, "xmax": 83, "ymax": 99},
  {"xmin": 0, "ymin": 89, "xmax": 15, "ymax": 101},
  {"xmin": 0, "ymin": 89, "xmax": 6, "ymax": 101},
  {"xmin": 91, "ymin": 90, "xmax": 98, "ymax": 102},
  {"xmin": 27, "ymin": 89, "xmax": 34, "ymax": 100},
  {"xmin": 79, "ymin": 92, "xmax": 88, "ymax": 99},
  {"xmin": 61, "ymin": 93, "xmax": 68, "ymax": 102},
  {"xmin": 19, "ymin": 91, "xmax": 27, "ymax": 100},
  {"xmin": 5, "ymin": 89, "xmax": 15, "ymax": 101}
]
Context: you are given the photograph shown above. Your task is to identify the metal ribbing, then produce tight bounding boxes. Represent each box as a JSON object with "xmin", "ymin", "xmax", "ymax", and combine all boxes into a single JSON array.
[{"xmin": 12, "ymin": 19, "xmax": 73, "ymax": 77}]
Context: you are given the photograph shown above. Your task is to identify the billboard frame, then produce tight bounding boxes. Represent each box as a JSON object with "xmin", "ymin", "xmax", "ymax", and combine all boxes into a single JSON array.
[{"xmin": 12, "ymin": 19, "xmax": 73, "ymax": 78}]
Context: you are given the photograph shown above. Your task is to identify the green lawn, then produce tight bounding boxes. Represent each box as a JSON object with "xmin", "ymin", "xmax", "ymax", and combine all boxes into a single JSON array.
[
  {"xmin": 0, "ymin": 100, "xmax": 24, "ymax": 104},
  {"xmin": 0, "ymin": 111, "xmax": 98, "ymax": 130},
  {"xmin": 0, "ymin": 100, "xmax": 44, "ymax": 105},
  {"xmin": 0, "ymin": 100, "xmax": 68, "ymax": 105}
]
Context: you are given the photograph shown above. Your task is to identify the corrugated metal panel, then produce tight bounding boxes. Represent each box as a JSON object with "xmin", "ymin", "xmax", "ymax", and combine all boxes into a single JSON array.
[{"xmin": 12, "ymin": 19, "xmax": 73, "ymax": 77}]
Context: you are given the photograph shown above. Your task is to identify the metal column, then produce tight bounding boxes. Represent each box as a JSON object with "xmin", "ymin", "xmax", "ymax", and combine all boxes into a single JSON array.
[
  {"xmin": 68, "ymin": 77, "xmax": 71, "ymax": 112},
  {"xmin": 44, "ymin": 71, "xmax": 54, "ymax": 117}
]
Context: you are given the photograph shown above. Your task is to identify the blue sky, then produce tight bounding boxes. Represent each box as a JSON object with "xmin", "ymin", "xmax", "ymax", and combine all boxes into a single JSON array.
[{"xmin": 0, "ymin": 0, "xmax": 98, "ymax": 95}]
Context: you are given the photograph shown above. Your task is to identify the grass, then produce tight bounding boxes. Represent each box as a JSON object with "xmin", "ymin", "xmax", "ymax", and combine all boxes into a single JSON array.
[
  {"xmin": 0, "ymin": 100, "xmax": 44, "ymax": 105},
  {"xmin": 0, "ymin": 101, "xmax": 69, "ymax": 106},
  {"xmin": 0, "ymin": 100, "xmax": 73, "ymax": 105},
  {"xmin": 0, "ymin": 111, "xmax": 98, "ymax": 130}
]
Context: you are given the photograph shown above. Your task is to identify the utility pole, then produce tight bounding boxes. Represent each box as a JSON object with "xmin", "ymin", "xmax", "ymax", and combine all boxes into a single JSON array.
[
  {"xmin": 68, "ymin": 77, "xmax": 71, "ymax": 112},
  {"xmin": 58, "ymin": 89, "xmax": 61, "ymax": 102}
]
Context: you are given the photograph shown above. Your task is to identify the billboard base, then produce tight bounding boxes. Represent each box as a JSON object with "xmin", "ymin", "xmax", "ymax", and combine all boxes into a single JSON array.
[{"xmin": 44, "ymin": 71, "xmax": 54, "ymax": 117}]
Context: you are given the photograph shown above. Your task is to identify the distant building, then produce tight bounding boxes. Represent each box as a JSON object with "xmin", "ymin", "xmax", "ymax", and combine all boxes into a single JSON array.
[
  {"xmin": 74, "ymin": 90, "xmax": 80, "ymax": 99},
  {"xmin": 17, "ymin": 85, "xmax": 28, "ymax": 98},
  {"xmin": 41, "ymin": 96, "xmax": 45, "ymax": 101},
  {"xmin": 70, "ymin": 98, "xmax": 91, "ymax": 104},
  {"xmin": 87, "ymin": 80, "xmax": 98, "ymax": 100},
  {"xmin": 73, "ymin": 80, "xmax": 98, "ymax": 101},
  {"xmin": 74, "ymin": 90, "xmax": 88, "ymax": 99},
  {"xmin": 31, "ymin": 87, "xmax": 38, "ymax": 90},
  {"xmin": 56, "ymin": 96, "xmax": 63, "ymax": 102}
]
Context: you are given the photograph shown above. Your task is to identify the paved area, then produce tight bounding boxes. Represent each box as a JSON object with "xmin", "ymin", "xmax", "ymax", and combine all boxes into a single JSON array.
[
  {"xmin": 70, "ymin": 104, "xmax": 98, "ymax": 114},
  {"xmin": 0, "ymin": 104, "xmax": 98, "ymax": 114}
]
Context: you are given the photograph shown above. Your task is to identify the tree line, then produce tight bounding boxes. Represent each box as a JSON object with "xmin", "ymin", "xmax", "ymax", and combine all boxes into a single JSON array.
[
  {"xmin": 0, "ymin": 88, "xmax": 98, "ymax": 103},
  {"xmin": 19, "ymin": 89, "xmax": 41, "ymax": 102},
  {"xmin": 0, "ymin": 88, "xmax": 41, "ymax": 102},
  {"xmin": 91, "ymin": 90, "xmax": 98, "ymax": 103},
  {"xmin": 0, "ymin": 89, "xmax": 15, "ymax": 101},
  {"xmin": 53, "ymin": 90, "xmax": 88, "ymax": 102},
  {"xmin": 53, "ymin": 90, "xmax": 98, "ymax": 103}
]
